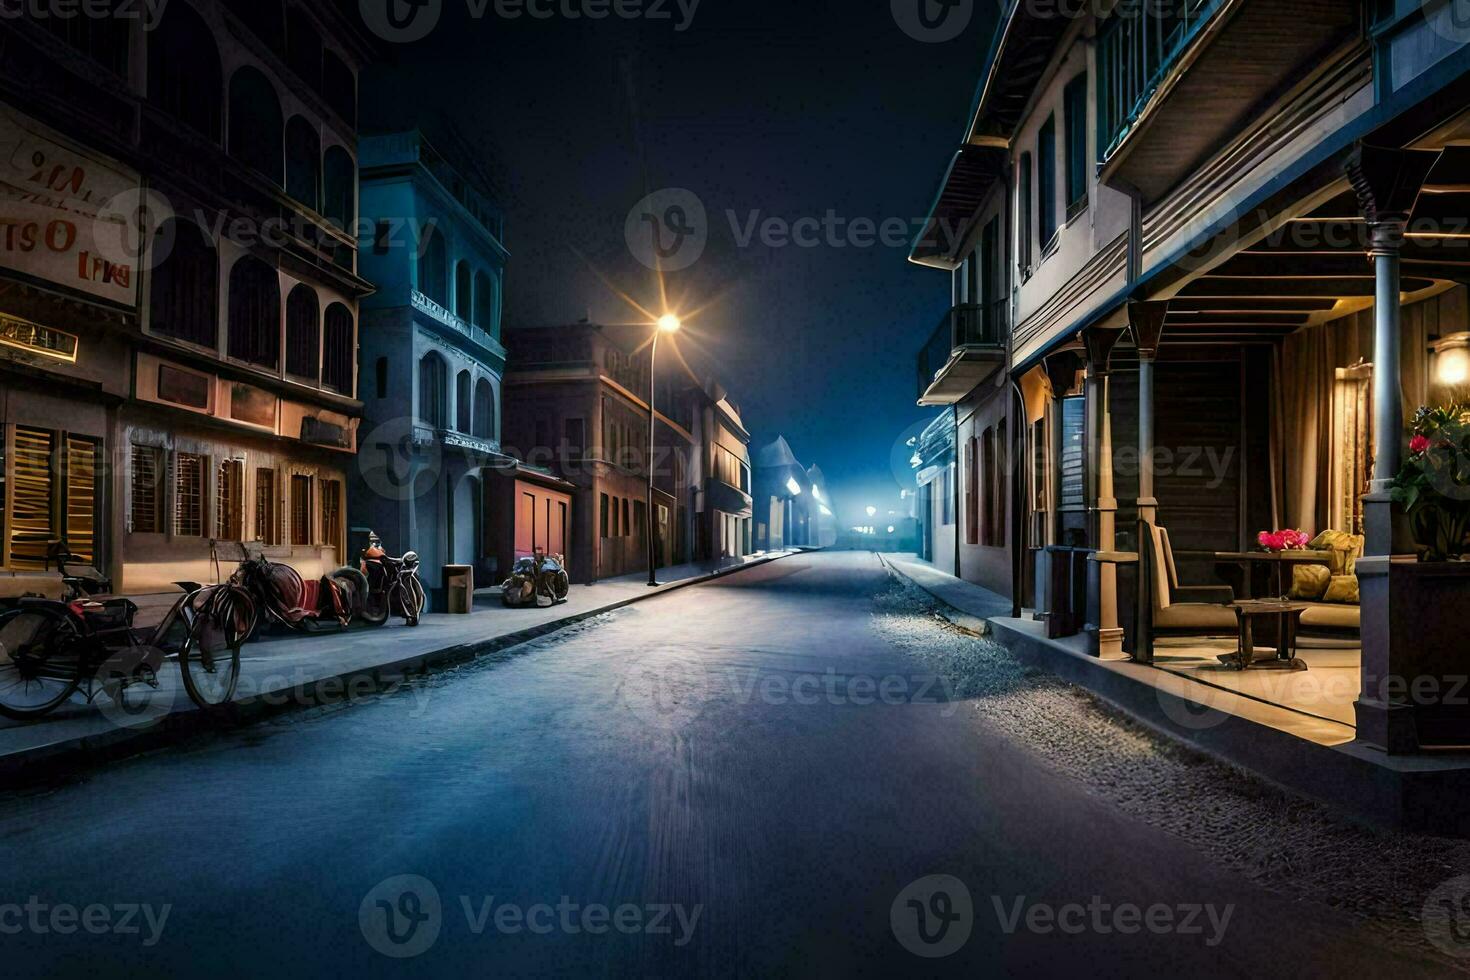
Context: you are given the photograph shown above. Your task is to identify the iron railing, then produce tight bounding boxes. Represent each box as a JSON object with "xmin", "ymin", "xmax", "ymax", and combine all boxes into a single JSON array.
[
  {"xmin": 1097, "ymin": 0, "xmax": 1226, "ymax": 162},
  {"xmin": 917, "ymin": 303, "xmax": 1006, "ymax": 400}
]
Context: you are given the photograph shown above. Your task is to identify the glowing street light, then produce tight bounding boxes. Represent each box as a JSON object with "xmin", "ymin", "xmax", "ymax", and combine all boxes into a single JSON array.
[
  {"xmin": 787, "ymin": 477, "xmax": 803, "ymax": 496},
  {"xmin": 865, "ymin": 506, "xmax": 877, "ymax": 518},
  {"xmin": 646, "ymin": 312, "xmax": 682, "ymax": 587}
]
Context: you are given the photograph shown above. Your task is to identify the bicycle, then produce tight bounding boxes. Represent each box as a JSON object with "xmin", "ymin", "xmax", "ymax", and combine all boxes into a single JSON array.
[{"xmin": 0, "ymin": 578, "xmax": 254, "ymax": 722}]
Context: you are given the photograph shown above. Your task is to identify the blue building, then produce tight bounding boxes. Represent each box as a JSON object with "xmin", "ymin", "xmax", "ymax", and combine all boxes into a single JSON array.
[{"xmin": 352, "ymin": 131, "xmax": 511, "ymax": 603}]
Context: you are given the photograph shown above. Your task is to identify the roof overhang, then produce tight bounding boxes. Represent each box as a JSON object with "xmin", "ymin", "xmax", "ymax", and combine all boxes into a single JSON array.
[{"xmin": 909, "ymin": 145, "xmax": 1009, "ymax": 268}]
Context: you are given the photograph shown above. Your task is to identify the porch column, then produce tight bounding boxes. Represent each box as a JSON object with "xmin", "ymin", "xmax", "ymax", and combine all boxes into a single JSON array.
[
  {"xmin": 1083, "ymin": 327, "xmax": 1125, "ymax": 656},
  {"xmin": 1043, "ymin": 349, "xmax": 1085, "ymax": 546},
  {"xmin": 1346, "ymin": 144, "xmax": 1440, "ymax": 753},
  {"xmin": 1128, "ymin": 301, "xmax": 1169, "ymax": 664}
]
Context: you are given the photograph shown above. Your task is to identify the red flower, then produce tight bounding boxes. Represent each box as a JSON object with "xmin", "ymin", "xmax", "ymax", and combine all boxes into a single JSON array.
[{"xmin": 1411, "ymin": 434, "xmax": 1431, "ymax": 455}]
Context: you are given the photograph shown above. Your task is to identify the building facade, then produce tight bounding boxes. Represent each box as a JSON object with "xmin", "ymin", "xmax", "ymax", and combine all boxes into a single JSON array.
[
  {"xmin": 910, "ymin": 0, "xmax": 1470, "ymax": 752},
  {"xmin": 501, "ymin": 323, "xmax": 697, "ymax": 584},
  {"xmin": 753, "ymin": 436, "xmax": 813, "ymax": 552},
  {"xmin": 684, "ymin": 380, "xmax": 754, "ymax": 563},
  {"xmin": 0, "ymin": 1, "xmax": 373, "ymax": 592},
  {"xmin": 351, "ymin": 130, "xmax": 510, "ymax": 601}
]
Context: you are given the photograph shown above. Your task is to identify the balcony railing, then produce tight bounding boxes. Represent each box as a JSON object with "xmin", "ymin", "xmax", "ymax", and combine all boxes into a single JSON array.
[
  {"xmin": 916, "ymin": 303, "xmax": 1006, "ymax": 402},
  {"xmin": 1097, "ymin": 0, "xmax": 1226, "ymax": 162}
]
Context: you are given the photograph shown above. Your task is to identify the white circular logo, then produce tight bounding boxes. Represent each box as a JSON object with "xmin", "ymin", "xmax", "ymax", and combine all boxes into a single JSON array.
[
  {"xmin": 91, "ymin": 187, "xmax": 176, "ymax": 275},
  {"xmin": 618, "ymin": 651, "xmax": 713, "ymax": 730},
  {"xmin": 890, "ymin": 874, "xmax": 973, "ymax": 958},
  {"xmin": 96, "ymin": 645, "xmax": 179, "ymax": 732},
  {"xmin": 1156, "ymin": 674, "xmax": 1233, "ymax": 732},
  {"xmin": 1424, "ymin": 874, "xmax": 1470, "ymax": 958},
  {"xmin": 360, "ymin": 0, "xmax": 444, "ymax": 44},
  {"xmin": 891, "ymin": 0, "xmax": 974, "ymax": 43},
  {"xmin": 1174, "ymin": 197, "xmax": 1242, "ymax": 275},
  {"xmin": 360, "ymin": 874, "xmax": 443, "ymax": 959},
  {"xmin": 625, "ymin": 188, "xmax": 708, "ymax": 272},
  {"xmin": 358, "ymin": 416, "xmax": 442, "ymax": 503}
]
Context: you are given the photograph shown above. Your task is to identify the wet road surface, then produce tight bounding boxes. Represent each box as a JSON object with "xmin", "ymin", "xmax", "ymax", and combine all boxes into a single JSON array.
[{"xmin": 0, "ymin": 551, "xmax": 1451, "ymax": 977}]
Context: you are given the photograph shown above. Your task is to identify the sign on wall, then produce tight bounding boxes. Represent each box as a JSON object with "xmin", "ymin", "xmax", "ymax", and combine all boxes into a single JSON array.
[
  {"xmin": 0, "ymin": 312, "xmax": 78, "ymax": 362},
  {"xmin": 0, "ymin": 105, "xmax": 142, "ymax": 307}
]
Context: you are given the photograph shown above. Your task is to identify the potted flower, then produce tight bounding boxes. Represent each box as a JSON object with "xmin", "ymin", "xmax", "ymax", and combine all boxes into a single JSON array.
[{"xmin": 1389, "ymin": 405, "xmax": 1470, "ymax": 562}]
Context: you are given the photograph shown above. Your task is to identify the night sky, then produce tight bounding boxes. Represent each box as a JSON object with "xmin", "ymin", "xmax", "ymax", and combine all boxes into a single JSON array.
[{"xmin": 361, "ymin": 0, "xmax": 1001, "ymax": 525}]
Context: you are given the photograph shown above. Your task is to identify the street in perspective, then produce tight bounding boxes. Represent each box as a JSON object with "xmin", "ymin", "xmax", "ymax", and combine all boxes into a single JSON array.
[{"xmin": 5, "ymin": 1, "xmax": 1470, "ymax": 977}]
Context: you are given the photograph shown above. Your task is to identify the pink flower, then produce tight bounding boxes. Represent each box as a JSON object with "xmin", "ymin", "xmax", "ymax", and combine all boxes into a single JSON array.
[{"xmin": 1411, "ymin": 434, "xmax": 1431, "ymax": 455}]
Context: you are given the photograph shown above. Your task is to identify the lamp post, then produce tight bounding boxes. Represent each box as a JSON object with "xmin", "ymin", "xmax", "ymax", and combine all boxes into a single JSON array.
[{"xmin": 648, "ymin": 313, "xmax": 682, "ymax": 586}]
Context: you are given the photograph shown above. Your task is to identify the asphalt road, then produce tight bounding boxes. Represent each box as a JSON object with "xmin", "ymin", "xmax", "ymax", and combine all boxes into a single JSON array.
[{"xmin": 0, "ymin": 551, "xmax": 1451, "ymax": 977}]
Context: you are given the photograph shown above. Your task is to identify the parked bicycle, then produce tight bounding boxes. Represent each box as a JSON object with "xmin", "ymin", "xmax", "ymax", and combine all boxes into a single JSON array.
[
  {"xmin": 226, "ymin": 544, "xmax": 367, "ymax": 637},
  {"xmin": 0, "ymin": 546, "xmax": 253, "ymax": 721},
  {"xmin": 359, "ymin": 531, "xmax": 426, "ymax": 627}
]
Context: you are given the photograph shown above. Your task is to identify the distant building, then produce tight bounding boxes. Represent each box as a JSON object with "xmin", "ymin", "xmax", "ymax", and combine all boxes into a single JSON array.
[
  {"xmin": 0, "ymin": 1, "xmax": 373, "ymax": 591},
  {"xmin": 806, "ymin": 465, "xmax": 838, "ymax": 548},
  {"xmin": 352, "ymin": 130, "xmax": 511, "ymax": 602},
  {"xmin": 753, "ymin": 436, "xmax": 814, "ymax": 552},
  {"xmin": 501, "ymin": 323, "xmax": 698, "ymax": 583},
  {"xmin": 685, "ymin": 381, "xmax": 754, "ymax": 563}
]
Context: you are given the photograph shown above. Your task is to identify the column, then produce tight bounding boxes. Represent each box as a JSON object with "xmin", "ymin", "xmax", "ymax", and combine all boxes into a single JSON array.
[
  {"xmin": 1128, "ymin": 301, "xmax": 1169, "ymax": 664},
  {"xmin": 1346, "ymin": 144, "xmax": 1439, "ymax": 752},
  {"xmin": 1083, "ymin": 327, "xmax": 1125, "ymax": 656}
]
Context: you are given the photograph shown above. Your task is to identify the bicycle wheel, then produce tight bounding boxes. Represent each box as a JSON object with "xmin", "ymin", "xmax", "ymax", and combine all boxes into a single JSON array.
[
  {"xmin": 396, "ymin": 576, "xmax": 426, "ymax": 627},
  {"xmin": 0, "ymin": 606, "xmax": 85, "ymax": 720},
  {"xmin": 178, "ymin": 589, "xmax": 247, "ymax": 711}
]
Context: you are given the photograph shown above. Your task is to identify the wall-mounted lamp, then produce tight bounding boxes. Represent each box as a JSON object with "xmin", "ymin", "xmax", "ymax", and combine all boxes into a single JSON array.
[
  {"xmin": 1433, "ymin": 332, "xmax": 1470, "ymax": 387},
  {"xmin": 786, "ymin": 477, "xmax": 803, "ymax": 496}
]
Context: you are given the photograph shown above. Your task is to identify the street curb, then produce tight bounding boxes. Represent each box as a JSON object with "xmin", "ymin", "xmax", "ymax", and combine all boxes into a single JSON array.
[
  {"xmin": 0, "ymin": 551, "xmax": 797, "ymax": 789},
  {"xmin": 876, "ymin": 555, "xmax": 994, "ymax": 636}
]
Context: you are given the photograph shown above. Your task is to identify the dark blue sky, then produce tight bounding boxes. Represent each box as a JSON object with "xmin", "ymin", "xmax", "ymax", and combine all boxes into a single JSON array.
[{"xmin": 362, "ymin": 0, "xmax": 1000, "ymax": 524}]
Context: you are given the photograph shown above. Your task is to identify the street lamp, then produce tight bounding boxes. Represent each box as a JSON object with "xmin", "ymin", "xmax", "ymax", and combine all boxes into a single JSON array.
[{"xmin": 648, "ymin": 313, "xmax": 681, "ymax": 586}]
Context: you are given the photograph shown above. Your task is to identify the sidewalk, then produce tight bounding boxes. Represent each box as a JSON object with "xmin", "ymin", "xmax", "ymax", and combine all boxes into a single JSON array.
[
  {"xmin": 0, "ymin": 550, "xmax": 797, "ymax": 786},
  {"xmin": 877, "ymin": 553, "xmax": 1012, "ymax": 634}
]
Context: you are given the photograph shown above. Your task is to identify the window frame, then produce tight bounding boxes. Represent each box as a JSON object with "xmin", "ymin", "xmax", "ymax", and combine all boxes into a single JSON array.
[{"xmin": 1038, "ymin": 115, "xmax": 1059, "ymax": 253}]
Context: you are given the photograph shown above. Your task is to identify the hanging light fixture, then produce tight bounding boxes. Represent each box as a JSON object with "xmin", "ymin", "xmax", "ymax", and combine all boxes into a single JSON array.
[{"xmin": 1433, "ymin": 332, "xmax": 1470, "ymax": 387}]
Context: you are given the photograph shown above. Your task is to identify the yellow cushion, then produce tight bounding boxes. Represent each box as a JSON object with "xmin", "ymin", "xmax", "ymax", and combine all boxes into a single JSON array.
[
  {"xmin": 1307, "ymin": 530, "xmax": 1364, "ymax": 576},
  {"xmin": 1290, "ymin": 564, "xmax": 1331, "ymax": 601},
  {"xmin": 1323, "ymin": 574, "xmax": 1359, "ymax": 605}
]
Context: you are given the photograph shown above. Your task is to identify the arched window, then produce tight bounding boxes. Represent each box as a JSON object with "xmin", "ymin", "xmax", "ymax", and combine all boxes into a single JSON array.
[
  {"xmin": 323, "ymin": 303, "xmax": 354, "ymax": 394},
  {"xmin": 228, "ymin": 256, "xmax": 281, "ymax": 369},
  {"xmin": 456, "ymin": 370, "xmax": 472, "ymax": 432},
  {"xmin": 285, "ymin": 116, "xmax": 321, "ymax": 212},
  {"xmin": 473, "ymin": 270, "xmax": 494, "ymax": 330},
  {"xmin": 147, "ymin": 2, "xmax": 222, "ymax": 141},
  {"xmin": 322, "ymin": 146, "xmax": 355, "ymax": 231},
  {"xmin": 228, "ymin": 68, "xmax": 284, "ymax": 185},
  {"xmin": 322, "ymin": 50, "xmax": 356, "ymax": 127},
  {"xmin": 375, "ymin": 357, "xmax": 388, "ymax": 399},
  {"xmin": 455, "ymin": 261, "xmax": 473, "ymax": 322},
  {"xmin": 285, "ymin": 284, "xmax": 319, "ymax": 380},
  {"xmin": 474, "ymin": 378, "xmax": 495, "ymax": 440},
  {"xmin": 149, "ymin": 219, "xmax": 218, "ymax": 349},
  {"xmin": 222, "ymin": 0, "xmax": 283, "ymax": 55},
  {"xmin": 418, "ymin": 226, "xmax": 447, "ymax": 307},
  {"xmin": 285, "ymin": 7, "xmax": 322, "ymax": 93},
  {"xmin": 419, "ymin": 353, "xmax": 448, "ymax": 430}
]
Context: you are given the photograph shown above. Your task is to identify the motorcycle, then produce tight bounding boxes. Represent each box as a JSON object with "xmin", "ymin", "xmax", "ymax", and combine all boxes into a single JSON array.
[
  {"xmin": 501, "ymin": 550, "xmax": 571, "ymax": 608},
  {"xmin": 227, "ymin": 545, "xmax": 366, "ymax": 636},
  {"xmin": 359, "ymin": 531, "xmax": 426, "ymax": 627}
]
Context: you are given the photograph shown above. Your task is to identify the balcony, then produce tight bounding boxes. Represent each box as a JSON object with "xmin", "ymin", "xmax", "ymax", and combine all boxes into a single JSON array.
[
  {"xmin": 916, "ymin": 303, "xmax": 1007, "ymax": 406},
  {"xmin": 1096, "ymin": 0, "xmax": 1360, "ymax": 203}
]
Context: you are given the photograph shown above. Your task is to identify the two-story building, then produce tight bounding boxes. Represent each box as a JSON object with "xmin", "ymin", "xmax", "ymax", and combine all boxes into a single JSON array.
[
  {"xmin": 352, "ymin": 130, "xmax": 511, "ymax": 602},
  {"xmin": 683, "ymin": 379, "xmax": 754, "ymax": 564},
  {"xmin": 0, "ymin": 1, "xmax": 374, "ymax": 592},
  {"xmin": 910, "ymin": 1, "xmax": 1470, "ymax": 769}
]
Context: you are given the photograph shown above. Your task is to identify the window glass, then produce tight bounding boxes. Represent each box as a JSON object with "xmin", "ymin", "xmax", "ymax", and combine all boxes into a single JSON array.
[{"xmin": 175, "ymin": 452, "xmax": 204, "ymax": 538}]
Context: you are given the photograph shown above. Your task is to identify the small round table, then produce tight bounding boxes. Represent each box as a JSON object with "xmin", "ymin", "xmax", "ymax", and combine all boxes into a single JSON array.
[{"xmin": 1217, "ymin": 600, "xmax": 1309, "ymax": 671}]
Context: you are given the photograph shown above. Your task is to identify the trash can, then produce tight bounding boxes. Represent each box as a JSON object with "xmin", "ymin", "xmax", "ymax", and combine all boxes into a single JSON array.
[{"xmin": 443, "ymin": 564, "xmax": 474, "ymax": 614}]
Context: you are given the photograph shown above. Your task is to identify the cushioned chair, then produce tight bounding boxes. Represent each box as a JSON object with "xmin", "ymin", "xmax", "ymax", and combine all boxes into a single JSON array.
[
  {"xmin": 1290, "ymin": 530, "xmax": 1362, "ymax": 638},
  {"xmin": 1146, "ymin": 523, "xmax": 1239, "ymax": 636}
]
